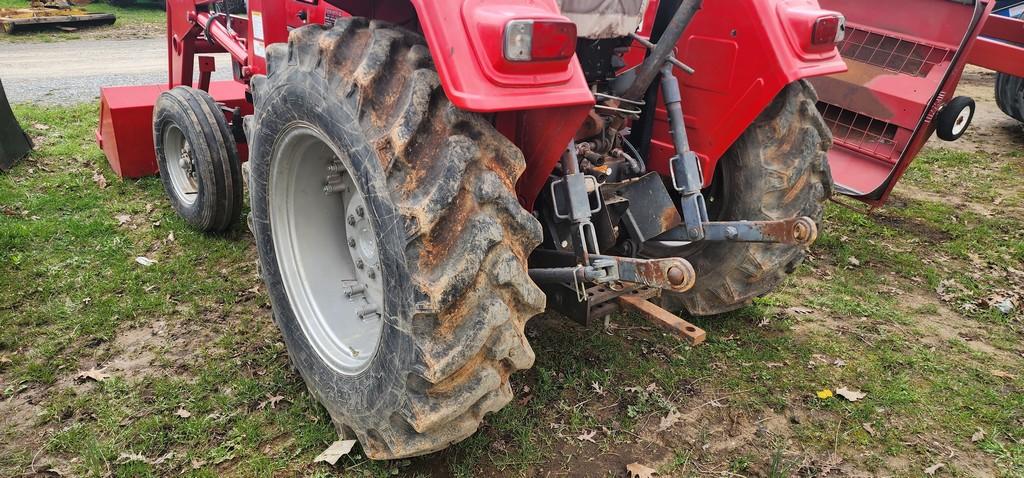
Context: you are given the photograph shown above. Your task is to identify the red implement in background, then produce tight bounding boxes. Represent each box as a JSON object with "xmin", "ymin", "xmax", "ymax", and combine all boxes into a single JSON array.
[{"xmin": 810, "ymin": 0, "xmax": 1024, "ymax": 207}]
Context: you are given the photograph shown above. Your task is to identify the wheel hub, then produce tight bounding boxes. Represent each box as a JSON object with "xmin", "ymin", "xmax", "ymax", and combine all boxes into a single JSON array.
[
  {"xmin": 162, "ymin": 124, "xmax": 199, "ymax": 205},
  {"xmin": 268, "ymin": 126, "xmax": 385, "ymax": 375}
]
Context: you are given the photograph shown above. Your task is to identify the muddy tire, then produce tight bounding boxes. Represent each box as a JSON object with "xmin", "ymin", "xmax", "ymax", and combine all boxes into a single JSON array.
[
  {"xmin": 995, "ymin": 72, "xmax": 1024, "ymax": 123},
  {"xmin": 647, "ymin": 80, "xmax": 833, "ymax": 316},
  {"xmin": 247, "ymin": 19, "xmax": 545, "ymax": 459},
  {"xmin": 153, "ymin": 86, "xmax": 242, "ymax": 233}
]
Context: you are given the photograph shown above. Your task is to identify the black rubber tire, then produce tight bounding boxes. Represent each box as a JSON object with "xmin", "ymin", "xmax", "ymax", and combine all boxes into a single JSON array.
[
  {"xmin": 935, "ymin": 96, "xmax": 975, "ymax": 141},
  {"xmin": 647, "ymin": 80, "xmax": 833, "ymax": 316},
  {"xmin": 153, "ymin": 86, "xmax": 242, "ymax": 233},
  {"xmin": 247, "ymin": 19, "xmax": 545, "ymax": 459},
  {"xmin": 995, "ymin": 72, "xmax": 1024, "ymax": 123}
]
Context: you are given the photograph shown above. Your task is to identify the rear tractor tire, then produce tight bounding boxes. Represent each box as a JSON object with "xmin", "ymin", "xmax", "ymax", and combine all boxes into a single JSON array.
[
  {"xmin": 647, "ymin": 80, "xmax": 834, "ymax": 316},
  {"xmin": 247, "ymin": 19, "xmax": 546, "ymax": 459},
  {"xmin": 153, "ymin": 86, "xmax": 243, "ymax": 233},
  {"xmin": 995, "ymin": 72, "xmax": 1024, "ymax": 123}
]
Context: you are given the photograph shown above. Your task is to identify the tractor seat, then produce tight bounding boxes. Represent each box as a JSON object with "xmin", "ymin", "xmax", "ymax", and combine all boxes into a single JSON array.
[{"xmin": 557, "ymin": 0, "xmax": 649, "ymax": 39}]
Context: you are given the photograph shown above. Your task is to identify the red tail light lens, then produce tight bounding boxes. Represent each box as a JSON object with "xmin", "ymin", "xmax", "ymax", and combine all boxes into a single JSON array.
[
  {"xmin": 812, "ymin": 14, "xmax": 846, "ymax": 45},
  {"xmin": 504, "ymin": 20, "xmax": 577, "ymax": 62}
]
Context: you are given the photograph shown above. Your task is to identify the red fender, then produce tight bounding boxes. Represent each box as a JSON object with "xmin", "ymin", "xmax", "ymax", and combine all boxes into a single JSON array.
[
  {"xmin": 408, "ymin": 0, "xmax": 595, "ymax": 113},
  {"xmin": 631, "ymin": 0, "xmax": 848, "ymax": 185}
]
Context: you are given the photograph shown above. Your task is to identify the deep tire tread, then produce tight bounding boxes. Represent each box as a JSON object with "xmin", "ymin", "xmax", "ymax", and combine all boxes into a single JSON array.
[{"xmin": 261, "ymin": 20, "xmax": 544, "ymax": 458}]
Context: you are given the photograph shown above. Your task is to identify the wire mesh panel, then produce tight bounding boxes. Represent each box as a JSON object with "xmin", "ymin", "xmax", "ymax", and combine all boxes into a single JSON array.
[
  {"xmin": 838, "ymin": 26, "xmax": 954, "ymax": 77},
  {"xmin": 816, "ymin": 102, "xmax": 901, "ymax": 163}
]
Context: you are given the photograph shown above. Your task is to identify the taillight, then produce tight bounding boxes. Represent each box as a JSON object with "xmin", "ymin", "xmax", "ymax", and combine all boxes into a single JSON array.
[
  {"xmin": 504, "ymin": 20, "xmax": 577, "ymax": 62},
  {"xmin": 812, "ymin": 14, "xmax": 846, "ymax": 45}
]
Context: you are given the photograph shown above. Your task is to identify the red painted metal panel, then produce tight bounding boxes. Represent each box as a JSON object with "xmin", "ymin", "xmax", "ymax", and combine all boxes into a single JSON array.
[
  {"xmin": 406, "ymin": 0, "xmax": 595, "ymax": 112},
  {"xmin": 637, "ymin": 0, "xmax": 847, "ymax": 185},
  {"xmin": 813, "ymin": 0, "xmax": 992, "ymax": 205},
  {"xmin": 96, "ymin": 81, "xmax": 252, "ymax": 178}
]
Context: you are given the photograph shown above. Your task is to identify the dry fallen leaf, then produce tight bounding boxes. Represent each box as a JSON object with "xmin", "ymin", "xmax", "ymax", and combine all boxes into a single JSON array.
[
  {"xmin": 990, "ymin": 370, "xmax": 1018, "ymax": 380},
  {"xmin": 591, "ymin": 381, "xmax": 604, "ymax": 396},
  {"xmin": 313, "ymin": 439, "xmax": 357, "ymax": 465},
  {"xmin": 175, "ymin": 407, "xmax": 192, "ymax": 419},
  {"xmin": 835, "ymin": 387, "xmax": 867, "ymax": 402},
  {"xmin": 657, "ymin": 410, "xmax": 682, "ymax": 432},
  {"xmin": 77, "ymin": 367, "xmax": 110, "ymax": 382},
  {"xmin": 257, "ymin": 394, "xmax": 285, "ymax": 410},
  {"xmin": 971, "ymin": 428, "xmax": 985, "ymax": 443},
  {"xmin": 626, "ymin": 462, "xmax": 657, "ymax": 478},
  {"xmin": 135, "ymin": 256, "xmax": 157, "ymax": 267},
  {"xmin": 115, "ymin": 214, "xmax": 132, "ymax": 226},
  {"xmin": 816, "ymin": 389, "xmax": 833, "ymax": 399},
  {"xmin": 576, "ymin": 430, "xmax": 597, "ymax": 443},
  {"xmin": 847, "ymin": 256, "xmax": 861, "ymax": 267},
  {"xmin": 166, "ymin": 231, "xmax": 175, "ymax": 242},
  {"xmin": 924, "ymin": 462, "xmax": 945, "ymax": 475},
  {"xmin": 92, "ymin": 172, "xmax": 107, "ymax": 189},
  {"xmin": 862, "ymin": 423, "xmax": 876, "ymax": 437}
]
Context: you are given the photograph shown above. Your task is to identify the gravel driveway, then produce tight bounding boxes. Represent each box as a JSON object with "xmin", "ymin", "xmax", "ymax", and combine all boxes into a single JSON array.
[{"xmin": 0, "ymin": 38, "xmax": 232, "ymax": 104}]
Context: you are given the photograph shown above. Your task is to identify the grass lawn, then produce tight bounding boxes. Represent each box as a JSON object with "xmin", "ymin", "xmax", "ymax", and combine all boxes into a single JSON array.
[
  {"xmin": 0, "ymin": 0, "xmax": 164, "ymax": 42},
  {"xmin": 0, "ymin": 103, "xmax": 1022, "ymax": 477}
]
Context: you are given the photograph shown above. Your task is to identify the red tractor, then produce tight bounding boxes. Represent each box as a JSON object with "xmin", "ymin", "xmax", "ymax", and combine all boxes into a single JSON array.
[{"xmin": 97, "ymin": 0, "xmax": 852, "ymax": 459}]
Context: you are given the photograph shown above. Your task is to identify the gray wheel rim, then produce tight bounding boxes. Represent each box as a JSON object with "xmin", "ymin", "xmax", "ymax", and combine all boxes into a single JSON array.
[
  {"xmin": 162, "ymin": 124, "xmax": 199, "ymax": 206},
  {"xmin": 268, "ymin": 124, "xmax": 385, "ymax": 375}
]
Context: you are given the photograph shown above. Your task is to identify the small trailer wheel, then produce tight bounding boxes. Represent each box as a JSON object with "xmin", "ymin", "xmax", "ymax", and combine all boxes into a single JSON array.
[
  {"xmin": 935, "ymin": 96, "xmax": 975, "ymax": 141},
  {"xmin": 153, "ymin": 86, "xmax": 242, "ymax": 233}
]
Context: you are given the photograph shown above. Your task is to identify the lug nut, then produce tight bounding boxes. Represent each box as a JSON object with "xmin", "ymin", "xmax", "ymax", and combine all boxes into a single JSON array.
[
  {"xmin": 356, "ymin": 258, "xmax": 365, "ymax": 269},
  {"xmin": 347, "ymin": 215, "xmax": 356, "ymax": 225},
  {"xmin": 367, "ymin": 268, "xmax": 376, "ymax": 279},
  {"xmin": 324, "ymin": 173, "xmax": 347, "ymax": 194},
  {"xmin": 327, "ymin": 163, "xmax": 346, "ymax": 174},
  {"xmin": 344, "ymin": 284, "xmax": 365, "ymax": 297},
  {"xmin": 348, "ymin": 238, "xmax": 356, "ymax": 248},
  {"xmin": 725, "ymin": 226, "xmax": 739, "ymax": 240},
  {"xmin": 356, "ymin": 205, "xmax": 365, "ymax": 218},
  {"xmin": 356, "ymin": 304, "xmax": 378, "ymax": 318}
]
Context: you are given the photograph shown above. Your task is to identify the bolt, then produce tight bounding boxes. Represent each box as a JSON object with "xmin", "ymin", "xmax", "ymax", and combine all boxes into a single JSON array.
[
  {"xmin": 344, "ymin": 284, "xmax": 365, "ymax": 297},
  {"xmin": 367, "ymin": 268, "xmax": 376, "ymax": 279},
  {"xmin": 327, "ymin": 163, "xmax": 346, "ymax": 174},
  {"xmin": 688, "ymin": 227, "xmax": 702, "ymax": 239},
  {"xmin": 324, "ymin": 174, "xmax": 347, "ymax": 194},
  {"xmin": 667, "ymin": 266, "xmax": 685, "ymax": 286},
  {"xmin": 347, "ymin": 215, "xmax": 356, "ymax": 225},
  {"xmin": 793, "ymin": 221, "xmax": 811, "ymax": 242},
  {"xmin": 725, "ymin": 226, "xmax": 738, "ymax": 240},
  {"xmin": 356, "ymin": 304, "xmax": 378, "ymax": 318},
  {"xmin": 348, "ymin": 238, "xmax": 356, "ymax": 248},
  {"xmin": 356, "ymin": 258, "xmax": 365, "ymax": 269},
  {"xmin": 356, "ymin": 205, "xmax": 365, "ymax": 218}
]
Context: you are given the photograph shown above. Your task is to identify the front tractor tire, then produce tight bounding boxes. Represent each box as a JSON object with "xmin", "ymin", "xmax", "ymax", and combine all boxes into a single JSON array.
[
  {"xmin": 649, "ymin": 81, "xmax": 833, "ymax": 316},
  {"xmin": 247, "ymin": 19, "xmax": 546, "ymax": 459},
  {"xmin": 153, "ymin": 86, "xmax": 243, "ymax": 233}
]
